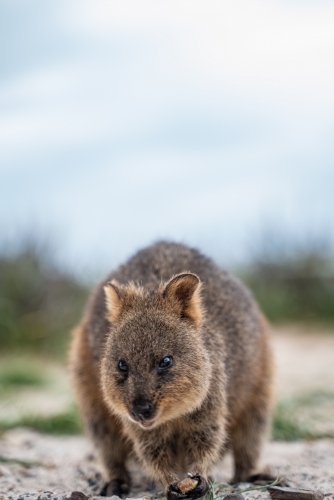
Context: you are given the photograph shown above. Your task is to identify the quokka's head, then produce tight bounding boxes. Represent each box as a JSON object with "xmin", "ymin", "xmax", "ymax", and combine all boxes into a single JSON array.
[{"xmin": 100, "ymin": 273, "xmax": 212, "ymax": 430}]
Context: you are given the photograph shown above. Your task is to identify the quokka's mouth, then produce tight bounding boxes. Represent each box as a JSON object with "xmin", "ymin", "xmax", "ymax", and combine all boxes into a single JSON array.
[
  {"xmin": 139, "ymin": 418, "xmax": 156, "ymax": 428},
  {"xmin": 127, "ymin": 411, "xmax": 161, "ymax": 429}
]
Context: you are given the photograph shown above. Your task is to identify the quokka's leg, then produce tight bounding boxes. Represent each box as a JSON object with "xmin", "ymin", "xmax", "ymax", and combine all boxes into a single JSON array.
[
  {"xmin": 85, "ymin": 406, "xmax": 131, "ymax": 497},
  {"xmin": 69, "ymin": 327, "xmax": 131, "ymax": 497},
  {"xmin": 133, "ymin": 415, "xmax": 226, "ymax": 500},
  {"xmin": 230, "ymin": 351, "xmax": 273, "ymax": 483},
  {"xmin": 175, "ymin": 415, "xmax": 227, "ymax": 500},
  {"xmin": 231, "ymin": 402, "xmax": 271, "ymax": 482}
]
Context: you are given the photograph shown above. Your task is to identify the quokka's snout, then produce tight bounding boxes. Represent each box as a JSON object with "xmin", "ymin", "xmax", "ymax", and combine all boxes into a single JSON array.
[{"xmin": 131, "ymin": 398, "xmax": 154, "ymax": 421}]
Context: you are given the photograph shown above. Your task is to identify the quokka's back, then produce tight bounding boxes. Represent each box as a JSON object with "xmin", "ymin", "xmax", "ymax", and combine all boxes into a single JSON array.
[{"xmin": 69, "ymin": 241, "xmax": 274, "ymax": 499}]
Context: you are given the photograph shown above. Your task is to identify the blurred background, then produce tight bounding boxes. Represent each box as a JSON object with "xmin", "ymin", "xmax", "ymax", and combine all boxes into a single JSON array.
[{"xmin": 1, "ymin": 0, "xmax": 334, "ymax": 442}]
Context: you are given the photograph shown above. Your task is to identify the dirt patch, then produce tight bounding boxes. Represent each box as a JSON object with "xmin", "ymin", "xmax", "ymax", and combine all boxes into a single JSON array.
[
  {"xmin": 0, "ymin": 429, "xmax": 334, "ymax": 500},
  {"xmin": 272, "ymin": 325, "xmax": 334, "ymax": 397}
]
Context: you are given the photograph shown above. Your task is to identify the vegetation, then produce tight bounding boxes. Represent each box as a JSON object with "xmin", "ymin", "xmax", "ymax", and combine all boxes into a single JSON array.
[
  {"xmin": 204, "ymin": 477, "xmax": 282, "ymax": 500},
  {"xmin": 272, "ymin": 391, "xmax": 334, "ymax": 441},
  {"xmin": 272, "ymin": 403, "xmax": 313, "ymax": 441},
  {"xmin": 0, "ymin": 356, "xmax": 48, "ymax": 392},
  {"xmin": 0, "ymin": 238, "xmax": 89, "ymax": 356},
  {"xmin": 0, "ymin": 405, "xmax": 81, "ymax": 435},
  {"xmin": 1, "ymin": 233, "xmax": 334, "ymax": 359},
  {"xmin": 1, "ymin": 232, "xmax": 334, "ymax": 357},
  {"xmin": 240, "ymin": 231, "xmax": 334, "ymax": 323},
  {"xmin": 0, "ymin": 357, "xmax": 81, "ymax": 435}
]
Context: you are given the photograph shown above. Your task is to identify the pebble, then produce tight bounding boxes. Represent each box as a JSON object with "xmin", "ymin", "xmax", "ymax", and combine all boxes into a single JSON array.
[{"xmin": 224, "ymin": 495, "xmax": 245, "ymax": 500}]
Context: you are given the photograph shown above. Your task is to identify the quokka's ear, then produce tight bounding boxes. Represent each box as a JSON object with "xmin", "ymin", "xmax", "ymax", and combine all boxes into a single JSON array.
[
  {"xmin": 162, "ymin": 273, "xmax": 203, "ymax": 327},
  {"xmin": 104, "ymin": 280, "xmax": 123, "ymax": 323}
]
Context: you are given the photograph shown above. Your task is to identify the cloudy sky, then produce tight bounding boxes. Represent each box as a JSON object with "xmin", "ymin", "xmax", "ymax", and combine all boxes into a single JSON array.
[{"xmin": 1, "ymin": 0, "xmax": 334, "ymax": 275}]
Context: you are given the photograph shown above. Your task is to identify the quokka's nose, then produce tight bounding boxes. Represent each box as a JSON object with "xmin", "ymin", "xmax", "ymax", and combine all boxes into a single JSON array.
[{"xmin": 131, "ymin": 399, "xmax": 153, "ymax": 420}]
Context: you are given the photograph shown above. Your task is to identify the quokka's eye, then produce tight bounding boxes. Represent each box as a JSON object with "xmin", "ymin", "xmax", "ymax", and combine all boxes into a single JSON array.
[
  {"xmin": 118, "ymin": 359, "xmax": 128, "ymax": 372},
  {"xmin": 158, "ymin": 355, "xmax": 173, "ymax": 370}
]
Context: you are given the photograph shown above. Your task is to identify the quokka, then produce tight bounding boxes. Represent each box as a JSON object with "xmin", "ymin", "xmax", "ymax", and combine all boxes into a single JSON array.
[{"xmin": 69, "ymin": 241, "xmax": 274, "ymax": 499}]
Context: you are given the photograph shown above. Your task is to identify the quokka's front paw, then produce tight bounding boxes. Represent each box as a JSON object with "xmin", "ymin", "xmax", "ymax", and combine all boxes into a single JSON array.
[
  {"xmin": 99, "ymin": 478, "xmax": 130, "ymax": 498},
  {"xmin": 167, "ymin": 473, "xmax": 209, "ymax": 500}
]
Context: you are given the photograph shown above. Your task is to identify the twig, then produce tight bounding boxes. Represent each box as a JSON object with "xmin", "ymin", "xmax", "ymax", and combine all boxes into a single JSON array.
[{"xmin": 206, "ymin": 477, "xmax": 283, "ymax": 500}]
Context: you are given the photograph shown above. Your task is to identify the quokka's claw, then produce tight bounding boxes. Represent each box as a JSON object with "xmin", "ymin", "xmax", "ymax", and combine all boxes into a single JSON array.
[{"xmin": 99, "ymin": 478, "xmax": 130, "ymax": 498}]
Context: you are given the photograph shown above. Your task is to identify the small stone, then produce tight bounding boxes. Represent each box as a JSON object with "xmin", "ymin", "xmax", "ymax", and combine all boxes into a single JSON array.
[
  {"xmin": 224, "ymin": 495, "xmax": 245, "ymax": 500},
  {"xmin": 268, "ymin": 487, "xmax": 324, "ymax": 500},
  {"xmin": 67, "ymin": 492, "xmax": 89, "ymax": 500}
]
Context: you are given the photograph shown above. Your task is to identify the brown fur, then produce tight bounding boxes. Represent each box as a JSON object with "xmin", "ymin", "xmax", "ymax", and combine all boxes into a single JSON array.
[{"xmin": 69, "ymin": 241, "xmax": 274, "ymax": 496}]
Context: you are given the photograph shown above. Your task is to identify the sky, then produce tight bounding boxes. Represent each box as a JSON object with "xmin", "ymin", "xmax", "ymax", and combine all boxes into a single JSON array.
[{"xmin": 1, "ymin": 0, "xmax": 334, "ymax": 276}]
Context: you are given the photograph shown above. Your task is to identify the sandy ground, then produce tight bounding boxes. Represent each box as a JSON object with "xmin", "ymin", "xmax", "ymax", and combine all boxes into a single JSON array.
[
  {"xmin": 1, "ymin": 429, "xmax": 334, "ymax": 500},
  {"xmin": 272, "ymin": 325, "xmax": 334, "ymax": 397},
  {"xmin": 1, "ymin": 326, "xmax": 334, "ymax": 499}
]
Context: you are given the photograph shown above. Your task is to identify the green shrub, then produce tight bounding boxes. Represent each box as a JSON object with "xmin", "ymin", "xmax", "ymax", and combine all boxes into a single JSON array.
[
  {"xmin": 0, "ymin": 239, "xmax": 89, "ymax": 356},
  {"xmin": 272, "ymin": 403, "xmax": 312, "ymax": 441},
  {"xmin": 0, "ymin": 367, "xmax": 45, "ymax": 389},
  {"xmin": 240, "ymin": 232, "xmax": 334, "ymax": 323},
  {"xmin": 272, "ymin": 391, "xmax": 334, "ymax": 441},
  {"xmin": 0, "ymin": 406, "xmax": 82, "ymax": 435}
]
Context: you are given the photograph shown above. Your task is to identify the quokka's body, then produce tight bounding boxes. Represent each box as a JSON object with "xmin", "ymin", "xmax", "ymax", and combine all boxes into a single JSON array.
[{"xmin": 69, "ymin": 241, "xmax": 274, "ymax": 499}]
